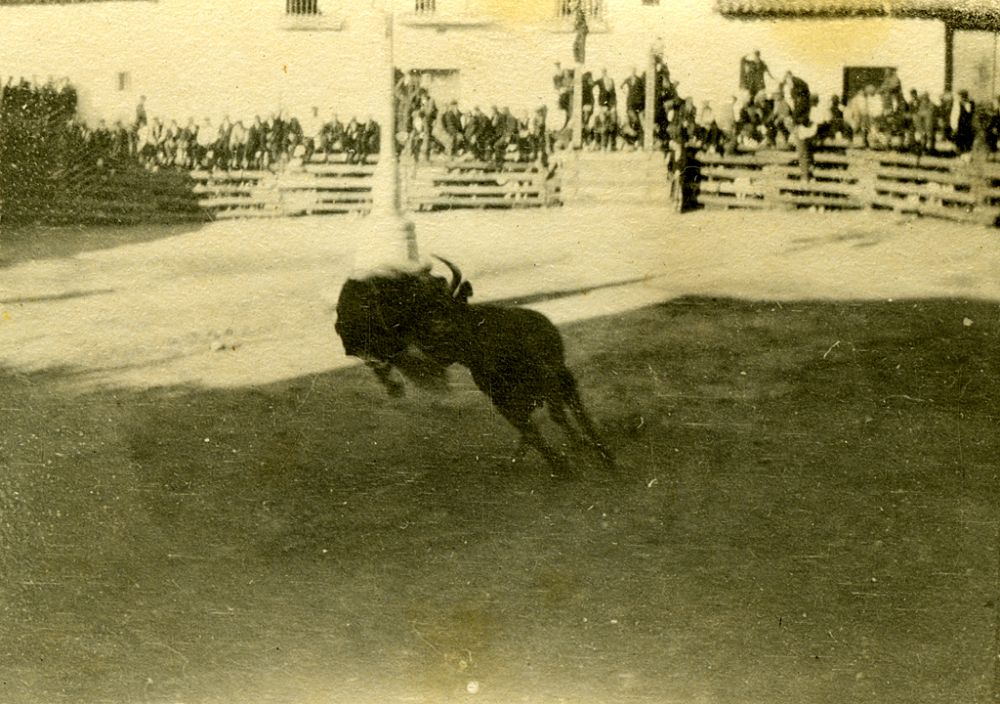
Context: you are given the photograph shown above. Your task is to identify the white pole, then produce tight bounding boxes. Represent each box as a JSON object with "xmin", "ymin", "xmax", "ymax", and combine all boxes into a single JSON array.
[
  {"xmin": 644, "ymin": 47, "xmax": 656, "ymax": 152},
  {"xmin": 354, "ymin": 0, "xmax": 420, "ymax": 276}
]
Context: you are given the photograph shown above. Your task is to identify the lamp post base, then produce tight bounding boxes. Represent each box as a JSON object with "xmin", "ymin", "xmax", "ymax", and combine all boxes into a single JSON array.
[{"xmin": 350, "ymin": 210, "xmax": 421, "ymax": 279}]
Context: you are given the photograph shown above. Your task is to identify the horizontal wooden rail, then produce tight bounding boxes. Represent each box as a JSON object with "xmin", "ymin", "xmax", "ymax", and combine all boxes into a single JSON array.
[
  {"xmin": 190, "ymin": 159, "xmax": 560, "ymax": 218},
  {"xmin": 695, "ymin": 148, "xmax": 1000, "ymax": 225}
]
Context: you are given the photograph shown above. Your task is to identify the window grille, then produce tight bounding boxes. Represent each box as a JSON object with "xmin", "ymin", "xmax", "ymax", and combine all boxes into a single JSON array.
[{"xmin": 286, "ymin": 0, "xmax": 319, "ymax": 16}]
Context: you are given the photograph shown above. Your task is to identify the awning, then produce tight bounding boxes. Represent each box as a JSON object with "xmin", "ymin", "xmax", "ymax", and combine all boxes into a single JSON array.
[{"xmin": 715, "ymin": 0, "xmax": 1000, "ymax": 29}]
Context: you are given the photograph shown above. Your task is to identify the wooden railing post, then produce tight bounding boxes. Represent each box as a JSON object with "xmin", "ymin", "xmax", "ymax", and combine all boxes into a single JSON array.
[
  {"xmin": 760, "ymin": 162, "xmax": 783, "ymax": 210},
  {"xmin": 848, "ymin": 149, "xmax": 877, "ymax": 211},
  {"xmin": 966, "ymin": 153, "xmax": 991, "ymax": 225}
]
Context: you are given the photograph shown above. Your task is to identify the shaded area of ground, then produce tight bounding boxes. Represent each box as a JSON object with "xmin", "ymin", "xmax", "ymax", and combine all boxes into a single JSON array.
[
  {"xmin": 2, "ymin": 297, "xmax": 998, "ymax": 704},
  {"xmin": 0, "ymin": 221, "xmax": 204, "ymax": 269}
]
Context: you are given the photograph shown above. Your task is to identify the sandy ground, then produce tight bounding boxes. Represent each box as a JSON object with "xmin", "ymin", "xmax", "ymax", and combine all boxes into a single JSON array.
[
  {"xmin": 3, "ymin": 208, "xmax": 1000, "ymax": 704},
  {"xmin": 2, "ymin": 208, "xmax": 999, "ymax": 391}
]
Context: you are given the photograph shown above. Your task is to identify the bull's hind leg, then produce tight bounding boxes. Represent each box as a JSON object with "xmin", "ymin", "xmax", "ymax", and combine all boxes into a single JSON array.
[
  {"xmin": 498, "ymin": 403, "xmax": 567, "ymax": 473},
  {"xmin": 559, "ymin": 370, "xmax": 616, "ymax": 469},
  {"xmin": 548, "ymin": 400, "xmax": 584, "ymax": 448},
  {"xmin": 366, "ymin": 360, "xmax": 404, "ymax": 397}
]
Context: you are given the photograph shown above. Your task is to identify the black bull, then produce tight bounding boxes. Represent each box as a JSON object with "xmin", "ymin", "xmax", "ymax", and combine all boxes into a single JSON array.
[{"xmin": 334, "ymin": 258, "xmax": 614, "ymax": 470}]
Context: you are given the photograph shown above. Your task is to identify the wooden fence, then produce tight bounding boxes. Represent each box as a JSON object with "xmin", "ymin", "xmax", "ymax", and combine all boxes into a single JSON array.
[
  {"xmin": 405, "ymin": 160, "xmax": 560, "ymax": 211},
  {"xmin": 191, "ymin": 157, "xmax": 559, "ymax": 219},
  {"xmin": 696, "ymin": 148, "xmax": 1000, "ymax": 226},
  {"xmin": 190, "ymin": 160, "xmax": 376, "ymax": 220}
]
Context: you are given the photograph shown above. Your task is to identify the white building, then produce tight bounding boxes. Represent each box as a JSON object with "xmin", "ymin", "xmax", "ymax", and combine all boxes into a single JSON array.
[{"xmin": 2, "ymin": 0, "xmax": 986, "ymax": 127}]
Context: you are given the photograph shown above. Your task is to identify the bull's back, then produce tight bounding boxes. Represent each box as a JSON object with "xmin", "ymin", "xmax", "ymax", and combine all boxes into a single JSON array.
[
  {"xmin": 471, "ymin": 305, "xmax": 564, "ymax": 359},
  {"xmin": 464, "ymin": 305, "xmax": 567, "ymax": 402}
]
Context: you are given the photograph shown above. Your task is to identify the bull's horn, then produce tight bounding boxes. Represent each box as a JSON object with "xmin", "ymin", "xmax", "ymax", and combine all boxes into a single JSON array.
[{"xmin": 432, "ymin": 254, "xmax": 464, "ymax": 297}]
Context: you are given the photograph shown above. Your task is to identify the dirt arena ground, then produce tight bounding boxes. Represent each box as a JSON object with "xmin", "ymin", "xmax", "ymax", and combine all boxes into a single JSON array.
[{"xmin": 2, "ymin": 208, "xmax": 999, "ymax": 703}]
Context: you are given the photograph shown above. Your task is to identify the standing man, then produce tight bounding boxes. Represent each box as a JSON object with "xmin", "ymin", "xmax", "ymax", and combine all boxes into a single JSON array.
[
  {"xmin": 739, "ymin": 50, "xmax": 772, "ymax": 99},
  {"xmin": 596, "ymin": 68, "xmax": 618, "ymax": 150},
  {"xmin": 553, "ymin": 62, "xmax": 573, "ymax": 130},
  {"xmin": 621, "ymin": 67, "xmax": 645, "ymax": 147},
  {"xmin": 782, "ymin": 70, "xmax": 811, "ymax": 126},
  {"xmin": 441, "ymin": 100, "xmax": 464, "ymax": 158},
  {"xmin": 951, "ymin": 90, "xmax": 976, "ymax": 154},
  {"xmin": 134, "ymin": 95, "xmax": 148, "ymax": 130}
]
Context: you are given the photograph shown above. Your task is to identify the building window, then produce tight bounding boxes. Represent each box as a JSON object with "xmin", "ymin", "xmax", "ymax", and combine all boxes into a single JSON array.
[
  {"xmin": 414, "ymin": 0, "xmax": 435, "ymax": 13},
  {"xmin": 286, "ymin": 0, "xmax": 318, "ymax": 16},
  {"xmin": 642, "ymin": 0, "xmax": 660, "ymax": 5},
  {"xmin": 555, "ymin": 0, "xmax": 605, "ymax": 19},
  {"xmin": 116, "ymin": 71, "xmax": 131, "ymax": 92}
]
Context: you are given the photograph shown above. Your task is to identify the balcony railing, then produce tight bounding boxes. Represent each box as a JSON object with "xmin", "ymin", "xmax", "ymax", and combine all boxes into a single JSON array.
[
  {"xmin": 414, "ymin": 0, "xmax": 436, "ymax": 14},
  {"xmin": 554, "ymin": 0, "xmax": 606, "ymax": 20}
]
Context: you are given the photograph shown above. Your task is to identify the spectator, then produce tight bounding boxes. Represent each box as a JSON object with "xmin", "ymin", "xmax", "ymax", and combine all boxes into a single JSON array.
[
  {"xmin": 465, "ymin": 106, "xmax": 488, "ymax": 161},
  {"xmin": 782, "ymin": 70, "xmax": 811, "ymax": 125},
  {"xmin": 739, "ymin": 50, "xmax": 772, "ymax": 99},
  {"xmin": 951, "ymin": 89, "xmax": 975, "ymax": 154},
  {"xmin": 621, "ymin": 66, "xmax": 645, "ymax": 145},
  {"xmin": 300, "ymin": 106, "xmax": 323, "ymax": 163},
  {"xmin": 847, "ymin": 85, "xmax": 880, "ymax": 147},
  {"xmin": 322, "ymin": 112, "xmax": 345, "ymax": 156},
  {"xmin": 985, "ymin": 97, "xmax": 1000, "ymax": 153},
  {"xmin": 596, "ymin": 68, "xmax": 616, "ymax": 112},
  {"xmin": 246, "ymin": 115, "xmax": 265, "ymax": 169},
  {"xmin": 441, "ymin": 100, "xmax": 464, "ymax": 157},
  {"xmin": 913, "ymin": 92, "xmax": 936, "ymax": 154},
  {"xmin": 554, "ymin": 62, "xmax": 574, "ymax": 130},
  {"xmin": 135, "ymin": 95, "xmax": 148, "ymax": 129},
  {"xmin": 530, "ymin": 105, "xmax": 549, "ymax": 166},
  {"xmin": 938, "ymin": 91, "xmax": 954, "ymax": 143},
  {"xmin": 769, "ymin": 90, "xmax": 793, "ymax": 146},
  {"xmin": 828, "ymin": 95, "xmax": 850, "ymax": 142},
  {"xmin": 229, "ymin": 119, "xmax": 248, "ymax": 168},
  {"xmin": 216, "ymin": 115, "xmax": 233, "ymax": 169},
  {"xmin": 360, "ymin": 115, "xmax": 380, "ymax": 163},
  {"xmin": 196, "ymin": 117, "xmax": 215, "ymax": 168}
]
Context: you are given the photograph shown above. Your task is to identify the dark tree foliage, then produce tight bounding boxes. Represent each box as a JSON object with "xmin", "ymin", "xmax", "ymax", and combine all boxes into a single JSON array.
[{"xmin": 1, "ymin": 78, "xmax": 83, "ymax": 226}]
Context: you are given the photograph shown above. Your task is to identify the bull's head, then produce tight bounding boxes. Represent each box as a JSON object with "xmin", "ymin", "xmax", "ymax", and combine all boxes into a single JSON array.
[{"xmin": 335, "ymin": 268, "xmax": 454, "ymax": 394}]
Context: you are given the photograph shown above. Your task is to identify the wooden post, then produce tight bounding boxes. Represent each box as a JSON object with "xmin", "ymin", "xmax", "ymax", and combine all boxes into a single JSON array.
[
  {"xmin": 571, "ymin": 61, "xmax": 584, "ymax": 149},
  {"xmin": 967, "ymin": 153, "xmax": 991, "ymax": 225},
  {"xmin": 849, "ymin": 149, "xmax": 877, "ymax": 211},
  {"xmin": 644, "ymin": 48, "xmax": 656, "ymax": 152},
  {"xmin": 944, "ymin": 23, "xmax": 955, "ymax": 93}
]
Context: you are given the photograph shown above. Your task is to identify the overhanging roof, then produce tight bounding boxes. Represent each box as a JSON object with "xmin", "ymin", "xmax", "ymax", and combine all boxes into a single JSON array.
[{"xmin": 716, "ymin": 0, "xmax": 1000, "ymax": 29}]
